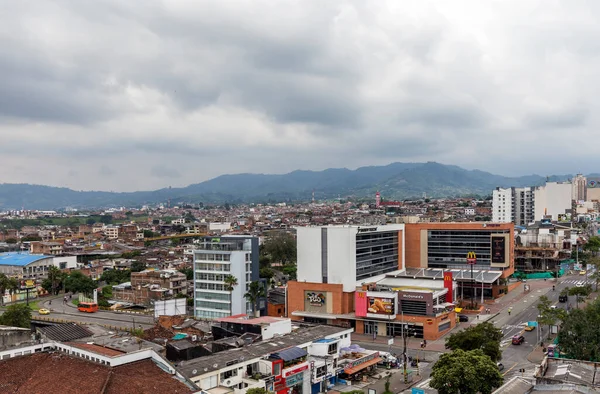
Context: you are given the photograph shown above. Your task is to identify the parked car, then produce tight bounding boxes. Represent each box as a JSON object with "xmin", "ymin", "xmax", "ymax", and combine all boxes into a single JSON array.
[
  {"xmin": 497, "ymin": 362, "xmax": 505, "ymax": 371},
  {"xmin": 512, "ymin": 335, "xmax": 525, "ymax": 345},
  {"xmin": 458, "ymin": 315, "xmax": 469, "ymax": 322},
  {"xmin": 38, "ymin": 308, "xmax": 50, "ymax": 315}
]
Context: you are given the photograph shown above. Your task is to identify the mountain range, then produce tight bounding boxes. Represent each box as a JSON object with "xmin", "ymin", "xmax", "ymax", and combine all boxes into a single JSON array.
[{"xmin": 0, "ymin": 162, "xmax": 576, "ymax": 210}]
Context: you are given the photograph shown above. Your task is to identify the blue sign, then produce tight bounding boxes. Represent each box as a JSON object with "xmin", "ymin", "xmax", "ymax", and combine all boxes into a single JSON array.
[{"xmin": 412, "ymin": 389, "xmax": 425, "ymax": 394}]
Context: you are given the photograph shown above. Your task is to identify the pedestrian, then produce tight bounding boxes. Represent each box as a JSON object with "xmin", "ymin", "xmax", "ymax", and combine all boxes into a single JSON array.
[{"xmin": 49, "ymin": 300, "xmax": 51, "ymax": 306}]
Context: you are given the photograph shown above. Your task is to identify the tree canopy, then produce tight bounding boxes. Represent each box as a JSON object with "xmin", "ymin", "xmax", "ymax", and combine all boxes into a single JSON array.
[
  {"xmin": 558, "ymin": 298, "xmax": 600, "ymax": 361},
  {"xmin": 100, "ymin": 269, "xmax": 131, "ymax": 285},
  {"xmin": 64, "ymin": 271, "xmax": 97, "ymax": 295},
  {"xmin": 445, "ymin": 322, "xmax": 503, "ymax": 362},
  {"xmin": 261, "ymin": 233, "xmax": 296, "ymax": 266},
  {"xmin": 430, "ymin": 349, "xmax": 503, "ymax": 394},
  {"xmin": 244, "ymin": 281, "xmax": 266, "ymax": 317},
  {"xmin": 0, "ymin": 303, "xmax": 32, "ymax": 328}
]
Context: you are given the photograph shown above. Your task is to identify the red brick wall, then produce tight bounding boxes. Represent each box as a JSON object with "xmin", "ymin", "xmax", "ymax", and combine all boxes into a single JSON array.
[{"xmin": 267, "ymin": 303, "xmax": 285, "ymax": 317}]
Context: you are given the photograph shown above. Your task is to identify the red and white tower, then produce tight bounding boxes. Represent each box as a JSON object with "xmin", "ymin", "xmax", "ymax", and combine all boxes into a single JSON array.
[{"xmin": 375, "ymin": 192, "xmax": 381, "ymax": 208}]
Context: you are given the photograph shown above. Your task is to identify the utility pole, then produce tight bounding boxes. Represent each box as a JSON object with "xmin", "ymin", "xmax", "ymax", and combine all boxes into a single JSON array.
[
  {"xmin": 403, "ymin": 323, "xmax": 408, "ymax": 384},
  {"xmin": 467, "ymin": 252, "xmax": 477, "ymax": 308}
]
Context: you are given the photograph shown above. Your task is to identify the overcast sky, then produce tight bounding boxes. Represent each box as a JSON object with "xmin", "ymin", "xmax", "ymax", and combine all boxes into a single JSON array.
[{"xmin": 1, "ymin": 1, "xmax": 598, "ymax": 191}]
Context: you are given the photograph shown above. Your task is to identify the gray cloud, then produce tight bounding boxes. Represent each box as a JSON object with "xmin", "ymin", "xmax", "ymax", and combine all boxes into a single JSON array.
[{"xmin": 1, "ymin": 1, "xmax": 600, "ymax": 191}]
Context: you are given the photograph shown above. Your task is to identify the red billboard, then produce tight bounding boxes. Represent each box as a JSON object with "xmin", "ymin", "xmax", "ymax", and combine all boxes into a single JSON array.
[
  {"xmin": 443, "ymin": 271, "xmax": 453, "ymax": 303},
  {"xmin": 355, "ymin": 291, "xmax": 368, "ymax": 317}
]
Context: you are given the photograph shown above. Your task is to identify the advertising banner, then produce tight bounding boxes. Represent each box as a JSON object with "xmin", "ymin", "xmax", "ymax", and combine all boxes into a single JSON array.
[
  {"xmin": 367, "ymin": 297, "xmax": 394, "ymax": 315},
  {"xmin": 443, "ymin": 271, "xmax": 453, "ymax": 303},
  {"xmin": 491, "ymin": 236, "xmax": 506, "ymax": 263}
]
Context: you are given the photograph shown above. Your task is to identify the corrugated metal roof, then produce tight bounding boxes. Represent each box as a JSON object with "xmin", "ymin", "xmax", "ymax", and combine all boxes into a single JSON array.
[
  {"xmin": 0, "ymin": 252, "xmax": 53, "ymax": 267},
  {"xmin": 39, "ymin": 323, "xmax": 93, "ymax": 342}
]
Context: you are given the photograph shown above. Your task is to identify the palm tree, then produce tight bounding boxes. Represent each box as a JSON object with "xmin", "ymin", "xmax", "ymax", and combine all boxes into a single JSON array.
[
  {"xmin": 223, "ymin": 274, "xmax": 238, "ymax": 316},
  {"xmin": 244, "ymin": 281, "xmax": 266, "ymax": 318},
  {"xmin": 7, "ymin": 277, "xmax": 18, "ymax": 302}
]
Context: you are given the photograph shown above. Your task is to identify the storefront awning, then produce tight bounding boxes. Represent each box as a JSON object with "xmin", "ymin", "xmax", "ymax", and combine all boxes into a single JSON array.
[
  {"xmin": 272, "ymin": 347, "xmax": 307, "ymax": 362},
  {"xmin": 343, "ymin": 357, "xmax": 382, "ymax": 375},
  {"xmin": 433, "ymin": 302, "xmax": 455, "ymax": 308}
]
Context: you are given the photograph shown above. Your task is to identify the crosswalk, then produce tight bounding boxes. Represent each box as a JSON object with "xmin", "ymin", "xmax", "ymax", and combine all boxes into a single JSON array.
[{"xmin": 561, "ymin": 279, "xmax": 596, "ymax": 285}]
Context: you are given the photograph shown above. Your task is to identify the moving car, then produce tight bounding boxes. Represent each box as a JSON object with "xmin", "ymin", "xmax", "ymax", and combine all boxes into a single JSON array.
[
  {"xmin": 524, "ymin": 325, "xmax": 536, "ymax": 332},
  {"xmin": 576, "ymin": 282, "xmax": 585, "ymax": 288},
  {"xmin": 458, "ymin": 315, "xmax": 469, "ymax": 322},
  {"xmin": 559, "ymin": 294, "xmax": 568, "ymax": 302},
  {"xmin": 512, "ymin": 335, "xmax": 525, "ymax": 345},
  {"xmin": 580, "ymin": 270, "xmax": 587, "ymax": 275},
  {"xmin": 38, "ymin": 308, "xmax": 50, "ymax": 315}
]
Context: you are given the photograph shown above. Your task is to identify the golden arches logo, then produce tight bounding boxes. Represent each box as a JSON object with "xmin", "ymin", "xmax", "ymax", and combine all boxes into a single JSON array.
[
  {"xmin": 467, "ymin": 251, "xmax": 477, "ymax": 259},
  {"xmin": 444, "ymin": 275, "xmax": 452, "ymax": 281},
  {"xmin": 357, "ymin": 292, "xmax": 366, "ymax": 299}
]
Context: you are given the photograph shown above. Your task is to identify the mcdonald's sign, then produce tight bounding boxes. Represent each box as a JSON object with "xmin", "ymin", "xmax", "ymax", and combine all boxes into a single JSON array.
[
  {"xmin": 466, "ymin": 251, "xmax": 477, "ymax": 265},
  {"xmin": 443, "ymin": 271, "xmax": 453, "ymax": 302}
]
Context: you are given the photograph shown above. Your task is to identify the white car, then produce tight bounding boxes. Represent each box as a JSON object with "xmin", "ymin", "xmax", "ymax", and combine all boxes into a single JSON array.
[{"xmin": 576, "ymin": 282, "xmax": 585, "ymax": 287}]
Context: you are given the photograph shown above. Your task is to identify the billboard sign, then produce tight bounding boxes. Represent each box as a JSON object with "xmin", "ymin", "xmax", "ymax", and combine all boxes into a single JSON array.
[
  {"xmin": 154, "ymin": 298, "xmax": 187, "ymax": 318},
  {"xmin": 367, "ymin": 297, "xmax": 394, "ymax": 315},
  {"xmin": 466, "ymin": 251, "xmax": 477, "ymax": 265},
  {"xmin": 443, "ymin": 271, "xmax": 453, "ymax": 303},
  {"xmin": 491, "ymin": 236, "xmax": 506, "ymax": 264}
]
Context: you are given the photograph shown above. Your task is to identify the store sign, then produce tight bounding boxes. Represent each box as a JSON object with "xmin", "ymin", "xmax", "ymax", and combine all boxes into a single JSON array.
[
  {"xmin": 283, "ymin": 363, "xmax": 309, "ymax": 378},
  {"xmin": 306, "ymin": 292, "xmax": 326, "ymax": 307},
  {"xmin": 401, "ymin": 294, "xmax": 424, "ymax": 300},
  {"xmin": 443, "ymin": 272, "xmax": 453, "ymax": 303},
  {"xmin": 466, "ymin": 251, "xmax": 477, "ymax": 265},
  {"xmin": 346, "ymin": 352, "xmax": 380, "ymax": 370},
  {"xmin": 357, "ymin": 227, "xmax": 377, "ymax": 233},
  {"xmin": 285, "ymin": 372, "xmax": 304, "ymax": 387}
]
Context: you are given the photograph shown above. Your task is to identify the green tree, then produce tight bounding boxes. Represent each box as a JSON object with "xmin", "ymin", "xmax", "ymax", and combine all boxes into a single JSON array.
[
  {"xmin": 558, "ymin": 298, "xmax": 600, "ymax": 361},
  {"xmin": 262, "ymin": 233, "xmax": 296, "ymax": 265},
  {"xmin": 584, "ymin": 236, "xmax": 600, "ymax": 255},
  {"xmin": 569, "ymin": 285, "xmax": 592, "ymax": 308},
  {"xmin": 445, "ymin": 322, "xmax": 503, "ymax": 362},
  {"xmin": 48, "ymin": 266, "xmax": 64, "ymax": 295},
  {"xmin": 64, "ymin": 271, "xmax": 97, "ymax": 296},
  {"xmin": 0, "ymin": 303, "xmax": 32, "ymax": 328},
  {"xmin": 5, "ymin": 238, "xmax": 17, "ymax": 244},
  {"xmin": 281, "ymin": 264, "xmax": 297, "ymax": 281},
  {"xmin": 21, "ymin": 235, "xmax": 42, "ymax": 242},
  {"xmin": 430, "ymin": 349, "xmax": 503, "ymax": 394},
  {"xmin": 100, "ymin": 269, "xmax": 131, "ymax": 285},
  {"xmin": 130, "ymin": 261, "xmax": 146, "ymax": 272},
  {"xmin": 244, "ymin": 281, "xmax": 266, "ymax": 317},
  {"xmin": 178, "ymin": 267, "xmax": 194, "ymax": 280},
  {"xmin": 223, "ymin": 274, "xmax": 238, "ymax": 316},
  {"xmin": 101, "ymin": 285, "xmax": 113, "ymax": 299}
]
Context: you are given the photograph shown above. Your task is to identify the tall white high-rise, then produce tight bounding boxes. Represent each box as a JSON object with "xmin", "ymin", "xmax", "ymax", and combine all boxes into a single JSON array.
[
  {"xmin": 492, "ymin": 188, "xmax": 513, "ymax": 223},
  {"xmin": 193, "ymin": 236, "xmax": 260, "ymax": 319},
  {"xmin": 492, "ymin": 187, "xmax": 535, "ymax": 225}
]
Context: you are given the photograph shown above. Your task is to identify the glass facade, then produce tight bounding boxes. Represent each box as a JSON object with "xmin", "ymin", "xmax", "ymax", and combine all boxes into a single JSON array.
[
  {"xmin": 356, "ymin": 231, "xmax": 399, "ymax": 280},
  {"xmin": 427, "ymin": 230, "xmax": 510, "ymax": 270}
]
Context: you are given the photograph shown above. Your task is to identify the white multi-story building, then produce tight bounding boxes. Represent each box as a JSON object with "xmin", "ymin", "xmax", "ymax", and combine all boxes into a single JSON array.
[
  {"xmin": 296, "ymin": 225, "xmax": 405, "ymax": 292},
  {"xmin": 492, "ymin": 186, "xmax": 536, "ymax": 226},
  {"xmin": 534, "ymin": 182, "xmax": 572, "ymax": 221},
  {"xmin": 492, "ymin": 188, "xmax": 513, "ymax": 223},
  {"xmin": 192, "ymin": 236, "xmax": 260, "ymax": 319}
]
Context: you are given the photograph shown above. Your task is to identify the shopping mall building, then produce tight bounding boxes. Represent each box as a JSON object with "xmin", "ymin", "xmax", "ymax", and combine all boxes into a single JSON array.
[{"xmin": 287, "ymin": 223, "xmax": 514, "ymax": 340}]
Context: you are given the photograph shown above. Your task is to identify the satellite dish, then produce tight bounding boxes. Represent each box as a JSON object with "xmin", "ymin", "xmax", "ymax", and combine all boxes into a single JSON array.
[
  {"xmin": 192, "ymin": 369, "xmax": 197, "ymax": 374},
  {"xmin": 213, "ymin": 363, "xmax": 218, "ymax": 368}
]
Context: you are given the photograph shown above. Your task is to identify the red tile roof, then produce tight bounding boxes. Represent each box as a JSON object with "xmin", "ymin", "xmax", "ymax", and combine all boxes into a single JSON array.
[{"xmin": 0, "ymin": 352, "xmax": 192, "ymax": 394}]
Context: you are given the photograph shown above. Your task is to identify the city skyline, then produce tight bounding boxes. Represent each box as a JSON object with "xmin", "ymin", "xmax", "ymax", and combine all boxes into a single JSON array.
[{"xmin": 2, "ymin": 1, "xmax": 600, "ymax": 192}]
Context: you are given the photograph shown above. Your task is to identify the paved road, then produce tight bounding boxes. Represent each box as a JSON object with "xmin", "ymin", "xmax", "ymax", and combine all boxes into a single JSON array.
[
  {"xmin": 34, "ymin": 298, "xmax": 155, "ymax": 329},
  {"xmin": 495, "ymin": 272, "xmax": 594, "ymax": 381}
]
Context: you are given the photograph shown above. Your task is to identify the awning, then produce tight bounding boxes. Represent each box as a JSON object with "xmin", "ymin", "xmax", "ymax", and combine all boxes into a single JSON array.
[
  {"xmin": 434, "ymin": 302, "xmax": 455, "ymax": 308},
  {"xmin": 343, "ymin": 357, "xmax": 382, "ymax": 375},
  {"xmin": 272, "ymin": 347, "xmax": 307, "ymax": 362}
]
